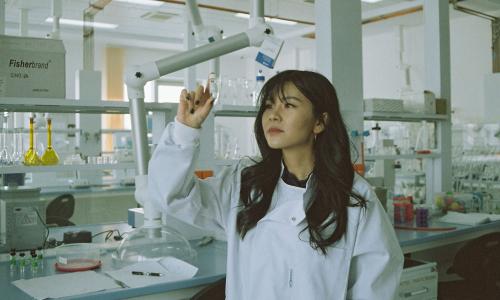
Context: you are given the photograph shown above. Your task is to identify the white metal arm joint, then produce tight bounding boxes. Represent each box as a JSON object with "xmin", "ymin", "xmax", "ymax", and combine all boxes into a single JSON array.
[{"xmin": 124, "ymin": 62, "xmax": 160, "ymax": 99}]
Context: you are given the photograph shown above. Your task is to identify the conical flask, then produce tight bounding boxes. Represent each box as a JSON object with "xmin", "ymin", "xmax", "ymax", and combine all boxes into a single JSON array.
[
  {"xmin": 24, "ymin": 116, "xmax": 41, "ymax": 166},
  {"xmin": 41, "ymin": 117, "xmax": 59, "ymax": 165}
]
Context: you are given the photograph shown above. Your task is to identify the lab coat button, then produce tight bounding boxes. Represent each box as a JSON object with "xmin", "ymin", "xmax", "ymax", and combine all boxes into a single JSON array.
[{"xmin": 290, "ymin": 216, "xmax": 296, "ymax": 222}]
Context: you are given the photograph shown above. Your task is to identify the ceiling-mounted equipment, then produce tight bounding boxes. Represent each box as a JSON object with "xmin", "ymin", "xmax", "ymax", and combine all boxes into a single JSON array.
[
  {"xmin": 83, "ymin": 0, "xmax": 112, "ymax": 70},
  {"xmin": 117, "ymin": 0, "xmax": 277, "ymax": 267}
]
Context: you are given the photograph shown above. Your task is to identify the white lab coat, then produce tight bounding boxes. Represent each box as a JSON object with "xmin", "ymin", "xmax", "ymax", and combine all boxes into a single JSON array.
[{"xmin": 148, "ymin": 120, "xmax": 404, "ymax": 300}]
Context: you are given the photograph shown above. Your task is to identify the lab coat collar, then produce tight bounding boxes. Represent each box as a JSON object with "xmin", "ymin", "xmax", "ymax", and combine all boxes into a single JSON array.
[
  {"xmin": 279, "ymin": 159, "xmax": 317, "ymax": 216},
  {"xmin": 280, "ymin": 160, "xmax": 314, "ymax": 189},
  {"xmin": 265, "ymin": 160, "xmax": 316, "ymax": 226}
]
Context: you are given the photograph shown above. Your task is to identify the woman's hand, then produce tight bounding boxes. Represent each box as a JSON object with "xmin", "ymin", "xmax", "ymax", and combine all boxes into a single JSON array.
[{"xmin": 176, "ymin": 82, "xmax": 214, "ymax": 129}]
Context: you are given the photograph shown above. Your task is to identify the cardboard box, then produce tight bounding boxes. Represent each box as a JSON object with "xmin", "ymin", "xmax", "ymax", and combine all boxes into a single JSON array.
[
  {"xmin": 0, "ymin": 35, "xmax": 66, "ymax": 98},
  {"xmin": 364, "ymin": 98, "xmax": 404, "ymax": 112},
  {"xmin": 436, "ymin": 98, "xmax": 447, "ymax": 115}
]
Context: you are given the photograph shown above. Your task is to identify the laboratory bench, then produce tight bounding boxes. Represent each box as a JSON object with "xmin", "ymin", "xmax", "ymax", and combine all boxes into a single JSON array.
[
  {"xmin": 2, "ymin": 219, "xmax": 500, "ymax": 299},
  {"xmin": 397, "ymin": 218, "xmax": 500, "ymax": 254},
  {"xmin": 1, "ymin": 222, "xmax": 226, "ymax": 300}
]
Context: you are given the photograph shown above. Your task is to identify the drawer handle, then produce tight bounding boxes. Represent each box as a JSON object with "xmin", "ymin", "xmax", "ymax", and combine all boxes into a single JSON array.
[{"xmin": 402, "ymin": 287, "xmax": 428, "ymax": 298}]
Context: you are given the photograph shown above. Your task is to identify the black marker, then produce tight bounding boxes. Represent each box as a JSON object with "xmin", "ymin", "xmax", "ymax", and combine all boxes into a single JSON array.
[{"xmin": 131, "ymin": 271, "xmax": 163, "ymax": 277}]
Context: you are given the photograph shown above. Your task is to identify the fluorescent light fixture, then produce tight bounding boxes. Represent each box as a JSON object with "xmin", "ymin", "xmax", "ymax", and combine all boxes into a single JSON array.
[
  {"xmin": 45, "ymin": 17, "xmax": 118, "ymax": 29},
  {"xmin": 235, "ymin": 13, "xmax": 251, "ymax": 19},
  {"xmin": 362, "ymin": 0, "xmax": 383, "ymax": 3},
  {"xmin": 235, "ymin": 13, "xmax": 297, "ymax": 26},
  {"xmin": 114, "ymin": 0, "xmax": 163, "ymax": 6},
  {"xmin": 267, "ymin": 17, "xmax": 297, "ymax": 26}
]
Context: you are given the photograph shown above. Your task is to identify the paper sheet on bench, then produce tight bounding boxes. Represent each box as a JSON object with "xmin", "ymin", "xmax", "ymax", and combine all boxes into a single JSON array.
[
  {"xmin": 12, "ymin": 270, "xmax": 121, "ymax": 300},
  {"xmin": 106, "ymin": 256, "xmax": 198, "ymax": 288},
  {"xmin": 439, "ymin": 211, "xmax": 500, "ymax": 226}
]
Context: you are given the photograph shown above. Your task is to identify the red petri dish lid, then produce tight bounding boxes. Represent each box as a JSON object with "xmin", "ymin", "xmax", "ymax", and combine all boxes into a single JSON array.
[{"xmin": 55, "ymin": 259, "xmax": 102, "ymax": 272}]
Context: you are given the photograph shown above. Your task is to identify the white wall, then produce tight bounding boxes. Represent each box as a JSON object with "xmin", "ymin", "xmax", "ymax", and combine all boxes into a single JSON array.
[{"xmin": 361, "ymin": 10, "xmax": 492, "ymax": 123}]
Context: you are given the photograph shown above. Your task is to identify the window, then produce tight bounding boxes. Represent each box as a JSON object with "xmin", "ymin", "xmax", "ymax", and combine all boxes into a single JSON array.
[
  {"xmin": 157, "ymin": 80, "xmax": 185, "ymax": 103},
  {"xmin": 121, "ymin": 80, "xmax": 185, "ymax": 130}
]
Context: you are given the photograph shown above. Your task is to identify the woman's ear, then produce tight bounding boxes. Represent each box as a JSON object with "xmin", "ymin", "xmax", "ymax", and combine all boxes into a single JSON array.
[{"xmin": 314, "ymin": 112, "xmax": 328, "ymax": 134}]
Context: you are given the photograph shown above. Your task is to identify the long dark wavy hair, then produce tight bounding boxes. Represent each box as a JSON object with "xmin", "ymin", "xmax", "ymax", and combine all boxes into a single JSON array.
[{"xmin": 237, "ymin": 70, "xmax": 367, "ymax": 254}]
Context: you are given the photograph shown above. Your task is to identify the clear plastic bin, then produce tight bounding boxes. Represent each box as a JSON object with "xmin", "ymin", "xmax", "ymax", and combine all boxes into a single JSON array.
[{"xmin": 55, "ymin": 243, "xmax": 101, "ymax": 272}]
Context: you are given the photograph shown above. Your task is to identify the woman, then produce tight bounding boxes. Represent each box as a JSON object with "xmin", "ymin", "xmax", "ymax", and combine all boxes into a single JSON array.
[{"xmin": 148, "ymin": 70, "xmax": 404, "ymax": 299}]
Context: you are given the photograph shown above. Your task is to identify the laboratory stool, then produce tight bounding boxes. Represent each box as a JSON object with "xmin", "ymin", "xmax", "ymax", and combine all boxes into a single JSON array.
[
  {"xmin": 190, "ymin": 277, "xmax": 225, "ymax": 300},
  {"xmin": 46, "ymin": 194, "xmax": 76, "ymax": 227},
  {"xmin": 437, "ymin": 232, "xmax": 500, "ymax": 300}
]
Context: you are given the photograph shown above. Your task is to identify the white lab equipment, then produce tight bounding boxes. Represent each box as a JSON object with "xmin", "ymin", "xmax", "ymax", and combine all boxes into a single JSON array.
[
  {"xmin": 0, "ymin": 186, "xmax": 45, "ymax": 253},
  {"xmin": 117, "ymin": 0, "xmax": 277, "ymax": 266}
]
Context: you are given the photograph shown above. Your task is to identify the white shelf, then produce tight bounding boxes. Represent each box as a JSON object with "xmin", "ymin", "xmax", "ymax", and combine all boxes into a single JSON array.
[
  {"xmin": 0, "ymin": 97, "xmax": 174, "ymax": 114},
  {"xmin": 0, "ymin": 162, "xmax": 135, "ymax": 175},
  {"xmin": 2, "ymin": 128, "xmax": 81, "ymax": 134},
  {"xmin": 213, "ymin": 104, "xmax": 258, "ymax": 117},
  {"xmin": 2, "ymin": 128, "xmax": 133, "ymax": 135},
  {"xmin": 365, "ymin": 153, "xmax": 441, "ymax": 160},
  {"xmin": 396, "ymin": 171, "xmax": 426, "ymax": 178},
  {"xmin": 363, "ymin": 111, "xmax": 449, "ymax": 122},
  {"xmin": 100, "ymin": 129, "xmax": 132, "ymax": 134}
]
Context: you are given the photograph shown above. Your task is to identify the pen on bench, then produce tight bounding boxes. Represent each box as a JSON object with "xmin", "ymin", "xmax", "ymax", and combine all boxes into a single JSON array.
[{"xmin": 131, "ymin": 271, "xmax": 163, "ymax": 277}]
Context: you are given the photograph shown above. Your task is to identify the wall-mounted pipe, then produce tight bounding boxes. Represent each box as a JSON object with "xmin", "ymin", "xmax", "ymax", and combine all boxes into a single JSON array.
[
  {"xmin": 185, "ymin": 0, "xmax": 203, "ymax": 32},
  {"xmin": 250, "ymin": 0, "xmax": 264, "ymax": 27},
  {"xmin": 184, "ymin": 0, "xmax": 221, "ymax": 82},
  {"xmin": 83, "ymin": 0, "xmax": 112, "ymax": 70},
  {"xmin": 0, "ymin": 0, "xmax": 5, "ymax": 34},
  {"xmin": 50, "ymin": 0, "xmax": 62, "ymax": 39},
  {"xmin": 493, "ymin": 19, "xmax": 500, "ymax": 73},
  {"xmin": 19, "ymin": 8, "xmax": 28, "ymax": 36}
]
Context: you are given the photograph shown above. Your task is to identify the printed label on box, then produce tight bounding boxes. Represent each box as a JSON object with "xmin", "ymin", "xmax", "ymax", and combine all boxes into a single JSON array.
[{"xmin": 256, "ymin": 35, "xmax": 284, "ymax": 69}]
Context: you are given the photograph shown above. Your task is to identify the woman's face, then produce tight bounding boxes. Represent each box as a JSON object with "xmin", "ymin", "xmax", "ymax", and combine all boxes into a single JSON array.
[{"xmin": 262, "ymin": 82, "xmax": 324, "ymax": 151}]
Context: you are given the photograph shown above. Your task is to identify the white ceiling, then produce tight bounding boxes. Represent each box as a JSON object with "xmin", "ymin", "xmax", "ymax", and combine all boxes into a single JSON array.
[{"xmin": 2, "ymin": 0, "xmax": 499, "ymax": 52}]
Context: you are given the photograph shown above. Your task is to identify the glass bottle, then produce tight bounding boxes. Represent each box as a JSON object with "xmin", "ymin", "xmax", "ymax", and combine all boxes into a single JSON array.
[
  {"xmin": 252, "ymin": 70, "xmax": 265, "ymax": 106},
  {"xmin": 415, "ymin": 120, "xmax": 430, "ymax": 151},
  {"xmin": 11, "ymin": 128, "xmax": 24, "ymax": 165},
  {"xmin": 208, "ymin": 72, "xmax": 219, "ymax": 104},
  {"xmin": 41, "ymin": 116, "xmax": 59, "ymax": 165},
  {"xmin": 24, "ymin": 116, "xmax": 42, "ymax": 166},
  {"xmin": 0, "ymin": 113, "xmax": 12, "ymax": 165},
  {"xmin": 370, "ymin": 123, "xmax": 383, "ymax": 155}
]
